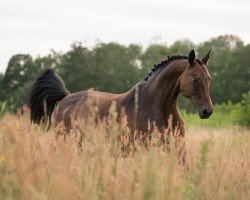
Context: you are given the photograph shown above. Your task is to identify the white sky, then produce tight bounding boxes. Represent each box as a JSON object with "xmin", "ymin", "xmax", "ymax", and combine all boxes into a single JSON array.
[{"xmin": 1, "ymin": 0, "xmax": 250, "ymax": 73}]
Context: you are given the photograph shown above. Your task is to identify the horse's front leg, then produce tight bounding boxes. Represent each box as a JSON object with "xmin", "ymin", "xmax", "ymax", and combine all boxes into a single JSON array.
[
  {"xmin": 173, "ymin": 109, "xmax": 186, "ymax": 167},
  {"xmin": 177, "ymin": 135, "xmax": 186, "ymax": 167}
]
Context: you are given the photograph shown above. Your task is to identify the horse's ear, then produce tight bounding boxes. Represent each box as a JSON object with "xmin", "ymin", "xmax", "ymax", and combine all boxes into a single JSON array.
[
  {"xmin": 188, "ymin": 50, "xmax": 195, "ymax": 65},
  {"xmin": 202, "ymin": 49, "xmax": 211, "ymax": 65}
]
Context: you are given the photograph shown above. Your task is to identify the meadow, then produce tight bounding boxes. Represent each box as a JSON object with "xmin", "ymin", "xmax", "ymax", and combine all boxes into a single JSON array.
[{"xmin": 0, "ymin": 111, "xmax": 249, "ymax": 200}]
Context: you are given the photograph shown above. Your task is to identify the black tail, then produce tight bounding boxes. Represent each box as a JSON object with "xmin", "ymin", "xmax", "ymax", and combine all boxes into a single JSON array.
[{"xmin": 28, "ymin": 69, "xmax": 70, "ymax": 124}]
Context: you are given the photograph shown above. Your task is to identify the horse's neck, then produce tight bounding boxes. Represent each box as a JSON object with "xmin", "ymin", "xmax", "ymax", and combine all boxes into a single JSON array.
[
  {"xmin": 141, "ymin": 60, "xmax": 187, "ymax": 117},
  {"xmin": 120, "ymin": 60, "xmax": 187, "ymax": 131}
]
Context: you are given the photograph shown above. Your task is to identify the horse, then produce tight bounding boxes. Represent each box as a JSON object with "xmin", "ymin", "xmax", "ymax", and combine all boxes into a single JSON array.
[{"xmin": 28, "ymin": 49, "xmax": 213, "ymax": 163}]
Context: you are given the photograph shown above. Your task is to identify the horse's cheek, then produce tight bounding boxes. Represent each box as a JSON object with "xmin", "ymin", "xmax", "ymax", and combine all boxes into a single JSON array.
[{"xmin": 180, "ymin": 79, "xmax": 190, "ymax": 98}]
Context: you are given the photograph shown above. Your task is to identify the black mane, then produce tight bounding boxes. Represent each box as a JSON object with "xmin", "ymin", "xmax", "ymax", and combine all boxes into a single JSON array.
[
  {"xmin": 144, "ymin": 55, "xmax": 188, "ymax": 81},
  {"xmin": 144, "ymin": 54, "xmax": 205, "ymax": 81},
  {"xmin": 144, "ymin": 54, "xmax": 188, "ymax": 81}
]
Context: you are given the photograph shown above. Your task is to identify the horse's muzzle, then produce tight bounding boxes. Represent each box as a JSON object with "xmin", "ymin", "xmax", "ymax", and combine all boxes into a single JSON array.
[{"xmin": 199, "ymin": 108, "xmax": 213, "ymax": 119}]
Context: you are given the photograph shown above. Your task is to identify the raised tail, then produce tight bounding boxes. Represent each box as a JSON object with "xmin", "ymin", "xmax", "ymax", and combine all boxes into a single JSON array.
[{"xmin": 28, "ymin": 69, "xmax": 70, "ymax": 125}]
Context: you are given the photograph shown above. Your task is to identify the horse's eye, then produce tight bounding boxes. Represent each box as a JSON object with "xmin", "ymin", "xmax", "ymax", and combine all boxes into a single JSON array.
[{"xmin": 192, "ymin": 78, "xmax": 199, "ymax": 83}]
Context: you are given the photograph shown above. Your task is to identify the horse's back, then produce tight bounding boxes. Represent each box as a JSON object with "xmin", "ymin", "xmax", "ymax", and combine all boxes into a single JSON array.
[{"xmin": 52, "ymin": 90, "xmax": 121, "ymax": 129}]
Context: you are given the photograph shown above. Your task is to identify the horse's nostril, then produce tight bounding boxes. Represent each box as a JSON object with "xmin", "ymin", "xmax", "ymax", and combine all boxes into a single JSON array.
[{"xmin": 203, "ymin": 109, "xmax": 210, "ymax": 115}]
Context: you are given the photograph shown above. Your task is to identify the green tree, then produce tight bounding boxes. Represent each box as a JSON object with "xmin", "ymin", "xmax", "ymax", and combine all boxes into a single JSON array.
[
  {"xmin": 236, "ymin": 91, "xmax": 250, "ymax": 126},
  {"xmin": 3, "ymin": 54, "xmax": 37, "ymax": 93},
  {"xmin": 58, "ymin": 42, "xmax": 141, "ymax": 93},
  {"xmin": 0, "ymin": 73, "xmax": 6, "ymax": 101},
  {"xmin": 198, "ymin": 35, "xmax": 246, "ymax": 103},
  {"xmin": 229, "ymin": 44, "xmax": 250, "ymax": 102},
  {"xmin": 92, "ymin": 43, "xmax": 141, "ymax": 92},
  {"xmin": 2, "ymin": 54, "xmax": 39, "ymax": 109},
  {"xmin": 57, "ymin": 42, "xmax": 94, "ymax": 93}
]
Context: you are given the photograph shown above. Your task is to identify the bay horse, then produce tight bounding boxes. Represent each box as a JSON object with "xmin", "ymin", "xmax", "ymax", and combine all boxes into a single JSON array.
[{"xmin": 28, "ymin": 49, "xmax": 213, "ymax": 162}]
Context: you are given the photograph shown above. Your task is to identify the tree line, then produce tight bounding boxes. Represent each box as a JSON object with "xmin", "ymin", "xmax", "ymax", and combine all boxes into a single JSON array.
[{"xmin": 0, "ymin": 34, "xmax": 249, "ymax": 112}]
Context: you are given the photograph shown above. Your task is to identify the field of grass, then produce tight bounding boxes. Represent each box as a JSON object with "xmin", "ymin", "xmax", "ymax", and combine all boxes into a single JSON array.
[{"xmin": 0, "ymin": 114, "xmax": 249, "ymax": 200}]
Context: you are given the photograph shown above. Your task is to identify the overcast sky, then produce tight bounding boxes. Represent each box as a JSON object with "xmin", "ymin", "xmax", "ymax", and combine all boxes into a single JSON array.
[{"xmin": 1, "ymin": 0, "xmax": 250, "ymax": 72}]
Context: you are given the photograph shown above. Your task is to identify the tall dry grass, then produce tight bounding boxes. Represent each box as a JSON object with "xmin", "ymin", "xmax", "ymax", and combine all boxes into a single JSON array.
[{"xmin": 0, "ymin": 114, "xmax": 249, "ymax": 200}]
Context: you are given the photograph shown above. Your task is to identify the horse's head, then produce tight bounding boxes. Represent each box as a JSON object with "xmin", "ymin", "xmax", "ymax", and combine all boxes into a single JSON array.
[{"xmin": 180, "ymin": 50, "xmax": 213, "ymax": 119}]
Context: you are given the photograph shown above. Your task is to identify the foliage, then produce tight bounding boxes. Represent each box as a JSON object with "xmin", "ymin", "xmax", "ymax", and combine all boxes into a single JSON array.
[
  {"xmin": 0, "ymin": 52, "xmax": 58, "ymax": 110},
  {"xmin": 197, "ymin": 35, "xmax": 249, "ymax": 103},
  {"xmin": 0, "ymin": 34, "xmax": 249, "ymax": 112},
  {"xmin": 58, "ymin": 42, "xmax": 141, "ymax": 93},
  {"xmin": 2, "ymin": 55, "xmax": 35, "ymax": 93},
  {"xmin": 0, "ymin": 101, "xmax": 6, "ymax": 118},
  {"xmin": 233, "ymin": 91, "xmax": 250, "ymax": 126}
]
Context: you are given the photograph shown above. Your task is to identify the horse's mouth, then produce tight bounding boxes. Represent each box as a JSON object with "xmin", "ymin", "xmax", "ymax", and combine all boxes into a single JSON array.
[
  {"xmin": 199, "ymin": 113, "xmax": 211, "ymax": 119},
  {"xmin": 200, "ymin": 115, "xmax": 210, "ymax": 119}
]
